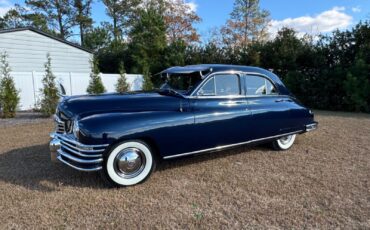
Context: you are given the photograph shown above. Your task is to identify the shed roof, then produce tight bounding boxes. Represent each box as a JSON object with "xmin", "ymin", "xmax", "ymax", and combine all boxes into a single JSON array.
[{"xmin": 0, "ymin": 27, "xmax": 93, "ymax": 53}]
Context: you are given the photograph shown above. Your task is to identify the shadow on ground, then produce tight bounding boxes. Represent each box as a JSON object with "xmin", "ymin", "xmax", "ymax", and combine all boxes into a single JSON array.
[{"xmin": 0, "ymin": 143, "xmax": 269, "ymax": 191}]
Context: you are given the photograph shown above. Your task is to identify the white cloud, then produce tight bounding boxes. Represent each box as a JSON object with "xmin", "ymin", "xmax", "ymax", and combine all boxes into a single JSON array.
[
  {"xmin": 0, "ymin": 0, "xmax": 11, "ymax": 17},
  {"xmin": 352, "ymin": 6, "xmax": 361, "ymax": 13},
  {"xmin": 187, "ymin": 1, "xmax": 198, "ymax": 12},
  {"xmin": 269, "ymin": 6, "xmax": 353, "ymax": 38}
]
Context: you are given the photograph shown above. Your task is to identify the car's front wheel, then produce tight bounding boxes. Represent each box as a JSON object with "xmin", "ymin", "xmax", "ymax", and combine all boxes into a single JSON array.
[
  {"xmin": 101, "ymin": 140, "xmax": 156, "ymax": 187},
  {"xmin": 272, "ymin": 134, "xmax": 297, "ymax": 150}
]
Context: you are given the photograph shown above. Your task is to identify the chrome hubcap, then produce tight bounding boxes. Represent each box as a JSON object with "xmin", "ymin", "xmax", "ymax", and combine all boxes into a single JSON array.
[
  {"xmin": 114, "ymin": 148, "xmax": 146, "ymax": 179},
  {"xmin": 279, "ymin": 135, "xmax": 292, "ymax": 145}
]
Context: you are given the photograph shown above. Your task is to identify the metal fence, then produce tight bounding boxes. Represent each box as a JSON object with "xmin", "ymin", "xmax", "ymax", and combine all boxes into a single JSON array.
[{"xmin": 11, "ymin": 72, "xmax": 143, "ymax": 110}]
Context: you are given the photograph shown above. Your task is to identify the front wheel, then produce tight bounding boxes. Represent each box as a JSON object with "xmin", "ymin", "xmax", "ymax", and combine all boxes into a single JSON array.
[
  {"xmin": 272, "ymin": 134, "xmax": 297, "ymax": 150},
  {"xmin": 101, "ymin": 140, "xmax": 156, "ymax": 187}
]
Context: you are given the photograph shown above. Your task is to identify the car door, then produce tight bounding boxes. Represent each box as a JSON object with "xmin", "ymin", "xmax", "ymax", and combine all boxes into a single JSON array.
[
  {"xmin": 190, "ymin": 73, "xmax": 252, "ymax": 152},
  {"xmin": 245, "ymin": 74, "xmax": 294, "ymax": 140}
]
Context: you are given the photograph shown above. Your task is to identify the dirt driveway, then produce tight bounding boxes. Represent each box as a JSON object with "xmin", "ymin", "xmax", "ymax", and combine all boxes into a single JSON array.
[{"xmin": 0, "ymin": 111, "xmax": 369, "ymax": 229}]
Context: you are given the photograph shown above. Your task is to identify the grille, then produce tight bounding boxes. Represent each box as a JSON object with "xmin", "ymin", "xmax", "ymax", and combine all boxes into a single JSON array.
[
  {"xmin": 55, "ymin": 116, "xmax": 65, "ymax": 134},
  {"xmin": 54, "ymin": 114, "xmax": 72, "ymax": 134}
]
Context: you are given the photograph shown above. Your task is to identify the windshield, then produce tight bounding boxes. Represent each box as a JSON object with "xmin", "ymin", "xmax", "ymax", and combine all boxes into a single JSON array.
[{"xmin": 156, "ymin": 73, "xmax": 203, "ymax": 95}]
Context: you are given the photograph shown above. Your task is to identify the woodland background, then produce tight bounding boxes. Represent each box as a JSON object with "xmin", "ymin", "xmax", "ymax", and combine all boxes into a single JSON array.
[{"xmin": 1, "ymin": 0, "xmax": 369, "ymax": 112}]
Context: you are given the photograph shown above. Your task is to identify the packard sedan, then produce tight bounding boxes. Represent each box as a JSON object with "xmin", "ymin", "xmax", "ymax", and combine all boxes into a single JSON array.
[{"xmin": 50, "ymin": 64, "xmax": 317, "ymax": 187}]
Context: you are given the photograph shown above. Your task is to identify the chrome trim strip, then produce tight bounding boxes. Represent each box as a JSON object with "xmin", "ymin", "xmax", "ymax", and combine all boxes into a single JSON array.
[
  {"xmin": 190, "ymin": 71, "xmax": 243, "ymax": 97},
  {"xmin": 189, "ymin": 71, "xmax": 280, "ymax": 97},
  {"xmin": 54, "ymin": 133, "xmax": 109, "ymax": 148},
  {"xmin": 61, "ymin": 140, "xmax": 105, "ymax": 153},
  {"xmin": 57, "ymin": 149, "xmax": 103, "ymax": 164},
  {"xmin": 61, "ymin": 143, "xmax": 103, "ymax": 158},
  {"xmin": 163, "ymin": 131, "xmax": 302, "ymax": 159},
  {"xmin": 57, "ymin": 155, "xmax": 102, "ymax": 172}
]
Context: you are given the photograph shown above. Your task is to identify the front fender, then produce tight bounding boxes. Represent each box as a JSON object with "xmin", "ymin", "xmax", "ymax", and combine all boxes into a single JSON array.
[{"xmin": 78, "ymin": 111, "xmax": 194, "ymax": 147}]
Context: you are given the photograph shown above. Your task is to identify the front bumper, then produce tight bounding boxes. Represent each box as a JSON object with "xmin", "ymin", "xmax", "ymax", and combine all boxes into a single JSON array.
[
  {"xmin": 49, "ymin": 133, "xmax": 109, "ymax": 172},
  {"xmin": 305, "ymin": 122, "xmax": 318, "ymax": 132}
]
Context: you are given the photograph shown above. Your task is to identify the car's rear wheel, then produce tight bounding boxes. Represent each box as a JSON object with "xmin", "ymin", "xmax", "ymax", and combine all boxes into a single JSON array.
[
  {"xmin": 272, "ymin": 134, "xmax": 296, "ymax": 150},
  {"xmin": 101, "ymin": 140, "xmax": 156, "ymax": 187}
]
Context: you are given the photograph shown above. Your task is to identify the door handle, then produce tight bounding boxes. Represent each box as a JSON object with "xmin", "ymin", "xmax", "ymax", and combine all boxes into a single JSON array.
[
  {"xmin": 275, "ymin": 99, "xmax": 293, "ymax": 103},
  {"xmin": 220, "ymin": 101, "xmax": 246, "ymax": 106}
]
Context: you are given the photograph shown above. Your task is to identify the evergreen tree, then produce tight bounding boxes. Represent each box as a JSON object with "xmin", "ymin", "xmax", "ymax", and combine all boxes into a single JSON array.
[
  {"xmin": 25, "ymin": 0, "xmax": 75, "ymax": 39},
  {"xmin": 222, "ymin": 0, "xmax": 270, "ymax": 47},
  {"xmin": 344, "ymin": 59, "xmax": 370, "ymax": 112},
  {"xmin": 40, "ymin": 53, "xmax": 59, "ymax": 116},
  {"xmin": 115, "ymin": 61, "xmax": 130, "ymax": 93},
  {"xmin": 129, "ymin": 1, "xmax": 167, "ymax": 75},
  {"xmin": 73, "ymin": 0, "xmax": 93, "ymax": 46},
  {"xmin": 141, "ymin": 66, "xmax": 154, "ymax": 91},
  {"xmin": 102, "ymin": 0, "xmax": 140, "ymax": 40},
  {"xmin": 0, "ymin": 52, "xmax": 20, "ymax": 118},
  {"xmin": 87, "ymin": 58, "xmax": 106, "ymax": 94}
]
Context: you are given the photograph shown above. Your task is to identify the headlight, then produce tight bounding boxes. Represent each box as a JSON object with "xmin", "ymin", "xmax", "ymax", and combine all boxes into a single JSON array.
[{"xmin": 73, "ymin": 119, "xmax": 80, "ymax": 139}]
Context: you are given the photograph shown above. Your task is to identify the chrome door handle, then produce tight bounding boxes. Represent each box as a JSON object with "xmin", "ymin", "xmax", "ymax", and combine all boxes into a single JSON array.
[{"xmin": 275, "ymin": 99, "xmax": 292, "ymax": 103}]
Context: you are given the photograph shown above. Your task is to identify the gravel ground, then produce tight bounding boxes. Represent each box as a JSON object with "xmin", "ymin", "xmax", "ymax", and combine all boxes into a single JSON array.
[
  {"xmin": 0, "ymin": 111, "xmax": 369, "ymax": 229},
  {"xmin": 0, "ymin": 112, "xmax": 50, "ymax": 127}
]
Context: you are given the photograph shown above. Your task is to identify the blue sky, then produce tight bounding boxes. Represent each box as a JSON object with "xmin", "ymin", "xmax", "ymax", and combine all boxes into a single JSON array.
[{"xmin": 2, "ymin": 0, "xmax": 370, "ymax": 40}]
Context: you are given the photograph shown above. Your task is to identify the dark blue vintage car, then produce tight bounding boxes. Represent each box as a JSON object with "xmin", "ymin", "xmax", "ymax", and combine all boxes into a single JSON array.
[{"xmin": 50, "ymin": 64, "xmax": 317, "ymax": 186}]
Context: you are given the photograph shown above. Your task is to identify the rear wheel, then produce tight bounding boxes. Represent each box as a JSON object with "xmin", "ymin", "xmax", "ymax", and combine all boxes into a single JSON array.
[
  {"xmin": 272, "ymin": 134, "xmax": 296, "ymax": 150},
  {"xmin": 101, "ymin": 140, "xmax": 156, "ymax": 187}
]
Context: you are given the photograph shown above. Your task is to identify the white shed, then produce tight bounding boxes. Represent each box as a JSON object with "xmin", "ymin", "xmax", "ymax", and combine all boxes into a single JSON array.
[
  {"xmin": 0, "ymin": 27, "xmax": 143, "ymax": 111},
  {"xmin": 0, "ymin": 27, "xmax": 93, "ymax": 72}
]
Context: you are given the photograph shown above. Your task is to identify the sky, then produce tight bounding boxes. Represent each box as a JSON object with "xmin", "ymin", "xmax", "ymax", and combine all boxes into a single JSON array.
[{"xmin": 1, "ymin": 0, "xmax": 370, "ymax": 41}]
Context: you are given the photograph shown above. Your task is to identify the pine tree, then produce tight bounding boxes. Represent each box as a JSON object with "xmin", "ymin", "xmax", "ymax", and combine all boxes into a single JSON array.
[
  {"xmin": 0, "ymin": 52, "xmax": 20, "ymax": 118},
  {"xmin": 115, "ymin": 61, "xmax": 130, "ymax": 93},
  {"xmin": 129, "ymin": 1, "xmax": 167, "ymax": 74},
  {"xmin": 87, "ymin": 58, "xmax": 106, "ymax": 94},
  {"xmin": 141, "ymin": 66, "xmax": 154, "ymax": 91},
  {"xmin": 221, "ymin": 0, "xmax": 270, "ymax": 47},
  {"xmin": 40, "ymin": 53, "xmax": 59, "ymax": 116},
  {"xmin": 73, "ymin": 0, "xmax": 93, "ymax": 45}
]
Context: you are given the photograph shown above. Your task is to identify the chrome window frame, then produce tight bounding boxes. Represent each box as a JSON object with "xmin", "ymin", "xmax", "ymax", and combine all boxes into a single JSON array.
[
  {"xmin": 188, "ymin": 71, "xmax": 281, "ymax": 99},
  {"xmin": 189, "ymin": 71, "xmax": 245, "ymax": 99},
  {"xmin": 244, "ymin": 73, "xmax": 280, "ymax": 97}
]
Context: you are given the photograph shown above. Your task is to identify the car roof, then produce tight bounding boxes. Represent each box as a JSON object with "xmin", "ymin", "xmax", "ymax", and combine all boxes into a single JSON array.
[{"xmin": 160, "ymin": 64, "xmax": 291, "ymax": 95}]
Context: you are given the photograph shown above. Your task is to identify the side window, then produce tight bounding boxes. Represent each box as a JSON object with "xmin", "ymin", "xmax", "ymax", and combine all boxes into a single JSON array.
[
  {"xmin": 246, "ymin": 75, "xmax": 277, "ymax": 96},
  {"xmin": 198, "ymin": 74, "xmax": 240, "ymax": 96},
  {"xmin": 198, "ymin": 77, "xmax": 215, "ymax": 96},
  {"xmin": 215, "ymin": 74, "xmax": 240, "ymax": 96}
]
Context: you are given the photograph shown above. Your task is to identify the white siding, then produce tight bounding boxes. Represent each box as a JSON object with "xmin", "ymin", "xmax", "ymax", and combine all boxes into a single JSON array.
[
  {"xmin": 10, "ymin": 71, "xmax": 143, "ymax": 110},
  {"xmin": 0, "ymin": 30, "xmax": 92, "ymax": 72}
]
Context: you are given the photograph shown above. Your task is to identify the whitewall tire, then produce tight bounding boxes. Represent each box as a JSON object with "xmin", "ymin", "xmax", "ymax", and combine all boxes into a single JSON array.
[
  {"xmin": 272, "ymin": 134, "xmax": 296, "ymax": 150},
  {"xmin": 102, "ymin": 141, "xmax": 156, "ymax": 187}
]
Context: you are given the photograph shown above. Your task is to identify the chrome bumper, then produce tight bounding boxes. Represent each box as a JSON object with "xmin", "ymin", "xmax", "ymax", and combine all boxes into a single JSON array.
[
  {"xmin": 305, "ymin": 122, "xmax": 318, "ymax": 132},
  {"xmin": 49, "ymin": 133, "xmax": 109, "ymax": 172}
]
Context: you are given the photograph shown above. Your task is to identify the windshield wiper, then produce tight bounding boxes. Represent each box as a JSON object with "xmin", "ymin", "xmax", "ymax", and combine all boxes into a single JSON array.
[{"xmin": 157, "ymin": 88, "xmax": 185, "ymax": 98}]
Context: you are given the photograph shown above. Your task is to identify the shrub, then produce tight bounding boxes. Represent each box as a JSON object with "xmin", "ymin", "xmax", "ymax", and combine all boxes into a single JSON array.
[
  {"xmin": 141, "ymin": 66, "xmax": 154, "ymax": 91},
  {"xmin": 115, "ymin": 61, "xmax": 130, "ymax": 93},
  {"xmin": 39, "ymin": 53, "xmax": 59, "ymax": 116},
  {"xmin": 0, "ymin": 52, "xmax": 20, "ymax": 118},
  {"xmin": 87, "ymin": 58, "xmax": 106, "ymax": 94}
]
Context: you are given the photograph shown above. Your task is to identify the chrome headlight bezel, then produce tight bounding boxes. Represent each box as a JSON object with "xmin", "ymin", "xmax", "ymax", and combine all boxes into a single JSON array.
[{"xmin": 72, "ymin": 119, "xmax": 80, "ymax": 139}]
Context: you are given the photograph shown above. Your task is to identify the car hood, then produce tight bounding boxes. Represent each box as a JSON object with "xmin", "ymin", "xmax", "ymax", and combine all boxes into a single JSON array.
[{"xmin": 58, "ymin": 92, "xmax": 183, "ymax": 118}]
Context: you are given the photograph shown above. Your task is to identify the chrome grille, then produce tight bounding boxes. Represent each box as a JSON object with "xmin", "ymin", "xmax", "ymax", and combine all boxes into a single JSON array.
[{"xmin": 55, "ymin": 115, "xmax": 65, "ymax": 134}]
